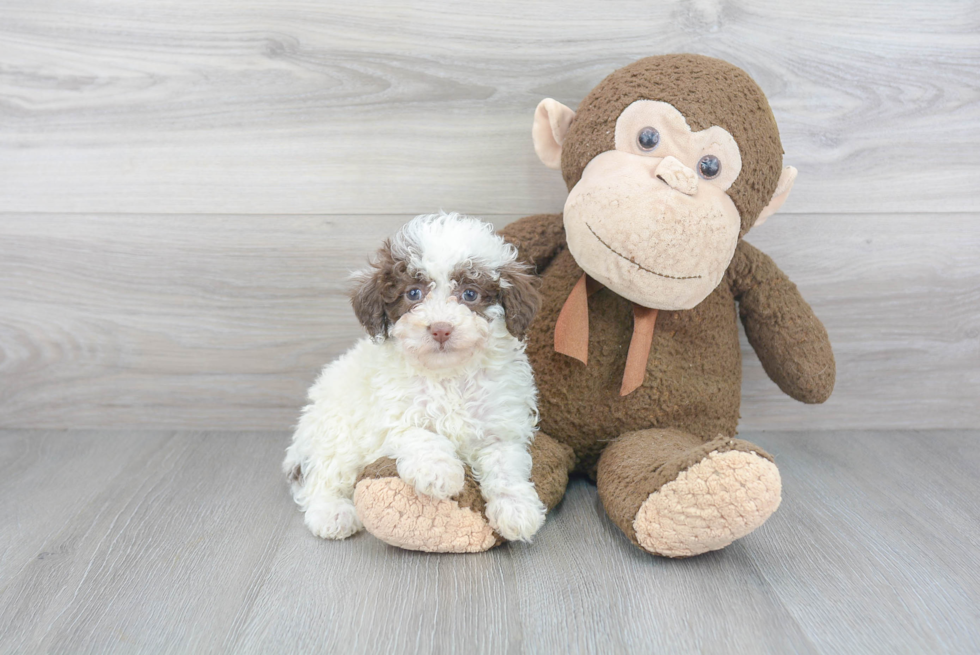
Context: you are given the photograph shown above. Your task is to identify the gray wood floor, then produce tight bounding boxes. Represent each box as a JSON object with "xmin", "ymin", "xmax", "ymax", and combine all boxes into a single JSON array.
[{"xmin": 1, "ymin": 429, "xmax": 977, "ymax": 654}]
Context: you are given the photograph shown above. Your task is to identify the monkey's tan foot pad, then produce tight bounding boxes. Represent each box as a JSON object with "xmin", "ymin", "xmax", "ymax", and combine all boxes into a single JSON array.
[
  {"xmin": 633, "ymin": 450, "xmax": 782, "ymax": 558},
  {"xmin": 353, "ymin": 463, "xmax": 504, "ymax": 553},
  {"xmin": 354, "ymin": 477, "xmax": 501, "ymax": 553}
]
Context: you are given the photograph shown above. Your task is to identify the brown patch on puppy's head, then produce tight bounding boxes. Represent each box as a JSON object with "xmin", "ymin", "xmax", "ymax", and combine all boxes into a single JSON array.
[
  {"xmin": 450, "ymin": 262, "xmax": 540, "ymax": 340},
  {"xmin": 350, "ymin": 239, "xmax": 424, "ymax": 338},
  {"xmin": 450, "ymin": 266, "xmax": 500, "ymax": 317},
  {"xmin": 499, "ymin": 262, "xmax": 540, "ymax": 339},
  {"xmin": 561, "ymin": 54, "xmax": 783, "ymax": 236}
]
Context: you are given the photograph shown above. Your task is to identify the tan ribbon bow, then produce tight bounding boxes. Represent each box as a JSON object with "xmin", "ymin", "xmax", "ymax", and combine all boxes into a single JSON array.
[{"xmin": 553, "ymin": 274, "xmax": 659, "ymax": 396}]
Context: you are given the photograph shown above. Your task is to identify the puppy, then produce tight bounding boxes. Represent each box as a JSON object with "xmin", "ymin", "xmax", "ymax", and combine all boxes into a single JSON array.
[{"xmin": 283, "ymin": 212, "xmax": 546, "ymax": 543}]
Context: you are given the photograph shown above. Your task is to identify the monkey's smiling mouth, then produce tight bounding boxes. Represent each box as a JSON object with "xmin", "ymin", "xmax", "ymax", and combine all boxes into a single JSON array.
[{"xmin": 585, "ymin": 223, "xmax": 702, "ymax": 281}]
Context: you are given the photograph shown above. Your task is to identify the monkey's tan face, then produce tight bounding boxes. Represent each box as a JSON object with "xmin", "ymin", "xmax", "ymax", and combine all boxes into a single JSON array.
[{"xmin": 563, "ymin": 101, "xmax": 743, "ymax": 310}]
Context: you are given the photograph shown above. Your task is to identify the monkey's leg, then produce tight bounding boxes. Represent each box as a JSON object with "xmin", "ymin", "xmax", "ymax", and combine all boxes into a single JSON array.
[
  {"xmin": 596, "ymin": 429, "xmax": 781, "ymax": 558},
  {"xmin": 353, "ymin": 432, "xmax": 573, "ymax": 553}
]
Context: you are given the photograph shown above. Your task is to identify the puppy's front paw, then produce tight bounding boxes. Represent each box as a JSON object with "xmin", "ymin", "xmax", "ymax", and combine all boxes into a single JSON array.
[
  {"xmin": 397, "ymin": 453, "xmax": 466, "ymax": 500},
  {"xmin": 304, "ymin": 498, "xmax": 363, "ymax": 540},
  {"xmin": 486, "ymin": 493, "xmax": 546, "ymax": 542}
]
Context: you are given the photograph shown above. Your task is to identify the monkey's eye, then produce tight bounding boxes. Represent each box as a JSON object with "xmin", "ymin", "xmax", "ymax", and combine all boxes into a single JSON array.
[
  {"xmin": 461, "ymin": 289, "xmax": 479, "ymax": 303},
  {"xmin": 698, "ymin": 155, "xmax": 722, "ymax": 180},
  {"xmin": 637, "ymin": 127, "xmax": 660, "ymax": 151},
  {"xmin": 405, "ymin": 287, "xmax": 423, "ymax": 302}
]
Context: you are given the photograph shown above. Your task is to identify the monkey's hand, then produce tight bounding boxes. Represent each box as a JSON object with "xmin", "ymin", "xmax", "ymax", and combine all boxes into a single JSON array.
[
  {"xmin": 729, "ymin": 240, "xmax": 835, "ymax": 404},
  {"xmin": 498, "ymin": 213, "xmax": 566, "ymax": 273}
]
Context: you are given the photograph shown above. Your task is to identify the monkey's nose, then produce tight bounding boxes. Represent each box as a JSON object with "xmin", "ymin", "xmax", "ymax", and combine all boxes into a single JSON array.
[
  {"xmin": 429, "ymin": 322, "xmax": 453, "ymax": 344},
  {"xmin": 653, "ymin": 156, "xmax": 698, "ymax": 195}
]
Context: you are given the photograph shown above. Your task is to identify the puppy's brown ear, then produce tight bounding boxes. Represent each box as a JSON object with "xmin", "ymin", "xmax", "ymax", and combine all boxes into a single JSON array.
[
  {"xmin": 350, "ymin": 240, "xmax": 395, "ymax": 338},
  {"xmin": 500, "ymin": 262, "xmax": 540, "ymax": 339},
  {"xmin": 350, "ymin": 270, "xmax": 388, "ymax": 338}
]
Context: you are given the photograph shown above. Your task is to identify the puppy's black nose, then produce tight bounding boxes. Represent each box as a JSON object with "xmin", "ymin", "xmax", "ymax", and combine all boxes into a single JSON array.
[{"xmin": 429, "ymin": 322, "xmax": 453, "ymax": 344}]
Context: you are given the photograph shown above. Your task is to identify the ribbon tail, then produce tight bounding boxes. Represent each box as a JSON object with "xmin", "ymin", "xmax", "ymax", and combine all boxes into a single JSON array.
[
  {"xmin": 620, "ymin": 305, "xmax": 659, "ymax": 396},
  {"xmin": 554, "ymin": 274, "xmax": 590, "ymax": 365}
]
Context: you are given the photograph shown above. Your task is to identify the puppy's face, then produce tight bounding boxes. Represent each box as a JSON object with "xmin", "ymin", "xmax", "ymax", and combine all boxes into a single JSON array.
[
  {"xmin": 350, "ymin": 214, "xmax": 539, "ymax": 371},
  {"xmin": 388, "ymin": 269, "xmax": 498, "ymax": 369}
]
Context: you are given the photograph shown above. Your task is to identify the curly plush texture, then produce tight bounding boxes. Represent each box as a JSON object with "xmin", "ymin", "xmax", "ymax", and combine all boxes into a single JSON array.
[
  {"xmin": 355, "ymin": 459, "xmax": 501, "ymax": 553},
  {"xmin": 728, "ymin": 241, "xmax": 836, "ymax": 403},
  {"xmin": 498, "ymin": 209, "xmax": 832, "ymax": 556},
  {"xmin": 511, "ymin": 216, "xmax": 742, "ymax": 475},
  {"xmin": 632, "ymin": 450, "xmax": 782, "ymax": 557},
  {"xmin": 596, "ymin": 430, "xmax": 777, "ymax": 552},
  {"xmin": 502, "ymin": 214, "xmax": 834, "ymax": 471},
  {"xmin": 355, "ymin": 433, "xmax": 574, "ymax": 552}
]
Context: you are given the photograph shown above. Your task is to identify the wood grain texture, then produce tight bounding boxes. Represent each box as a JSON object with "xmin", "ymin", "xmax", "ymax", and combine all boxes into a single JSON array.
[
  {"xmin": 749, "ymin": 431, "xmax": 980, "ymax": 653},
  {"xmin": 0, "ymin": 431, "xmax": 296, "ymax": 654},
  {"xmin": 742, "ymin": 214, "xmax": 980, "ymax": 430},
  {"xmin": 1, "ymin": 0, "xmax": 978, "ymax": 215},
  {"xmin": 0, "ymin": 429, "xmax": 977, "ymax": 653},
  {"xmin": 0, "ymin": 430, "xmax": 171, "ymax": 590},
  {"xmin": 2, "ymin": 213, "xmax": 977, "ymax": 431}
]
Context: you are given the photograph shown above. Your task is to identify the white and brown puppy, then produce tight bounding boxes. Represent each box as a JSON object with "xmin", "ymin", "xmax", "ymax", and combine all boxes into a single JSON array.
[{"xmin": 283, "ymin": 212, "xmax": 546, "ymax": 543}]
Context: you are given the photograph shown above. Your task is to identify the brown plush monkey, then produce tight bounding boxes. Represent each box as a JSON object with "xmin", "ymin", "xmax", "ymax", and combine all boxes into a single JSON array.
[{"xmin": 354, "ymin": 54, "xmax": 835, "ymax": 557}]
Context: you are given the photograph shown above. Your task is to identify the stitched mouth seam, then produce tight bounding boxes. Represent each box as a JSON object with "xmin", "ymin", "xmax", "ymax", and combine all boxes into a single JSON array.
[{"xmin": 585, "ymin": 223, "xmax": 702, "ymax": 280}]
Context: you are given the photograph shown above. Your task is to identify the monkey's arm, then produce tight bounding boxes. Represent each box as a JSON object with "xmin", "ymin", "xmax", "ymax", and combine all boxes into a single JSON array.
[
  {"xmin": 728, "ymin": 240, "xmax": 835, "ymax": 404},
  {"xmin": 498, "ymin": 213, "xmax": 566, "ymax": 273}
]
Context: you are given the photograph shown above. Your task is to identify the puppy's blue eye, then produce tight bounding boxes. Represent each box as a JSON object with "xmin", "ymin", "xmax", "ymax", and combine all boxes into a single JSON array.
[
  {"xmin": 637, "ymin": 127, "xmax": 660, "ymax": 151},
  {"xmin": 461, "ymin": 289, "xmax": 479, "ymax": 303},
  {"xmin": 406, "ymin": 288, "xmax": 422, "ymax": 302},
  {"xmin": 698, "ymin": 155, "xmax": 721, "ymax": 179}
]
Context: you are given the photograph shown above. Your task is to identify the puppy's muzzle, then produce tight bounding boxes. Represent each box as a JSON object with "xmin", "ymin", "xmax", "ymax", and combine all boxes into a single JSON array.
[{"xmin": 428, "ymin": 322, "xmax": 454, "ymax": 344}]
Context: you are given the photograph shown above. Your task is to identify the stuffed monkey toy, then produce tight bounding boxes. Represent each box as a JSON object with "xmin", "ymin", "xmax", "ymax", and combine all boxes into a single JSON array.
[{"xmin": 352, "ymin": 54, "xmax": 835, "ymax": 557}]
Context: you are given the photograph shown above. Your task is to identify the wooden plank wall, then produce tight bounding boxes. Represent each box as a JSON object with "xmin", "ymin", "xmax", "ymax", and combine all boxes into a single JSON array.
[{"xmin": 1, "ymin": 0, "xmax": 978, "ymax": 430}]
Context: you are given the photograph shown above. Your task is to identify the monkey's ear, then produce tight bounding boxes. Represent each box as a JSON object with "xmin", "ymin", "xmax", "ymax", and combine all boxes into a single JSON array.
[
  {"xmin": 754, "ymin": 166, "xmax": 798, "ymax": 227},
  {"xmin": 532, "ymin": 99, "xmax": 576, "ymax": 170}
]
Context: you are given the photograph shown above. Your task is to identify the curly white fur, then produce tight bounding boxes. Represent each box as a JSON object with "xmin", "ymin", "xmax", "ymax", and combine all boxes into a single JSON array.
[{"xmin": 283, "ymin": 213, "xmax": 545, "ymax": 543}]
